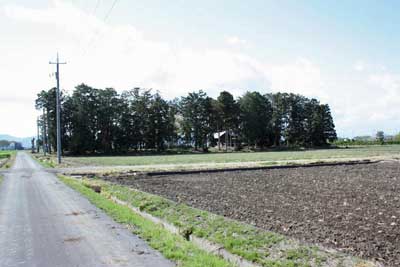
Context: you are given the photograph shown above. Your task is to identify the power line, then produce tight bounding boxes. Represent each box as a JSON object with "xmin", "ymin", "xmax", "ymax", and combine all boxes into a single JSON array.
[
  {"xmin": 73, "ymin": 0, "xmax": 101, "ymax": 55},
  {"xmin": 103, "ymin": 0, "xmax": 119, "ymax": 22},
  {"xmin": 82, "ymin": 0, "xmax": 120, "ymax": 55},
  {"xmin": 92, "ymin": 0, "xmax": 101, "ymax": 15}
]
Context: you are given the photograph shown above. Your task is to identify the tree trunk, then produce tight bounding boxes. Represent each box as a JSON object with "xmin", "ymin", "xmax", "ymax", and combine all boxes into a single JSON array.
[
  {"xmin": 203, "ymin": 135, "xmax": 208, "ymax": 152},
  {"xmin": 217, "ymin": 126, "xmax": 221, "ymax": 151},
  {"xmin": 225, "ymin": 130, "xmax": 228, "ymax": 152},
  {"xmin": 229, "ymin": 130, "xmax": 232, "ymax": 149},
  {"xmin": 233, "ymin": 130, "xmax": 237, "ymax": 150}
]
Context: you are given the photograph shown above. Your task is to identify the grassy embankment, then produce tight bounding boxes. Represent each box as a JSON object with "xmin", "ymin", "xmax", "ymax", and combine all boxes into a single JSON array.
[
  {"xmin": 30, "ymin": 153, "xmax": 56, "ymax": 168},
  {"xmin": 0, "ymin": 151, "xmax": 11, "ymax": 184},
  {"xmin": 0, "ymin": 151, "xmax": 16, "ymax": 169},
  {"xmin": 60, "ymin": 175, "xmax": 376, "ymax": 267},
  {"xmin": 59, "ymin": 175, "xmax": 231, "ymax": 267},
  {"xmin": 0, "ymin": 151, "xmax": 12, "ymax": 185},
  {"xmin": 62, "ymin": 145, "xmax": 400, "ymax": 171}
]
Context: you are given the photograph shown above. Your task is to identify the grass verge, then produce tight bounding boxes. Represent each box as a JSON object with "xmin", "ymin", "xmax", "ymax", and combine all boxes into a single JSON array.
[
  {"xmin": 59, "ymin": 175, "xmax": 232, "ymax": 267},
  {"xmin": 0, "ymin": 153, "xmax": 9, "ymax": 160},
  {"xmin": 60, "ymin": 175, "xmax": 377, "ymax": 267},
  {"xmin": 0, "ymin": 151, "xmax": 16, "ymax": 169},
  {"xmin": 30, "ymin": 153, "xmax": 56, "ymax": 168},
  {"xmin": 63, "ymin": 145, "xmax": 400, "ymax": 167}
]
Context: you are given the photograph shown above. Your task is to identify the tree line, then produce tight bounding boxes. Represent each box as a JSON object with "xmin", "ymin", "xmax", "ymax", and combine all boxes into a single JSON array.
[
  {"xmin": 0, "ymin": 140, "xmax": 23, "ymax": 150},
  {"xmin": 35, "ymin": 84, "xmax": 337, "ymax": 154},
  {"xmin": 335, "ymin": 131, "xmax": 400, "ymax": 146}
]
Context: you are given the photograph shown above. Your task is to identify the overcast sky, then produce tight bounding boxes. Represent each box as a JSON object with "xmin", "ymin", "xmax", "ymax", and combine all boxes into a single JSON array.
[{"xmin": 1, "ymin": 0, "xmax": 400, "ymax": 137}]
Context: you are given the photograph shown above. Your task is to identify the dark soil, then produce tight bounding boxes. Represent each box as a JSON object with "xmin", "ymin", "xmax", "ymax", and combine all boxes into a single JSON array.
[{"xmin": 102, "ymin": 162, "xmax": 400, "ymax": 266}]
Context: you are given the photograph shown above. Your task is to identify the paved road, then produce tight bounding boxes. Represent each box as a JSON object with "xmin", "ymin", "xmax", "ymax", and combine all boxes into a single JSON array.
[{"xmin": 0, "ymin": 152, "xmax": 174, "ymax": 267}]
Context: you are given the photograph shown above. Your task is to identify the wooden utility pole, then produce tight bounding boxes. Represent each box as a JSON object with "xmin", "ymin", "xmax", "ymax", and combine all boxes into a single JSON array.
[
  {"xmin": 49, "ymin": 53, "xmax": 66, "ymax": 164},
  {"xmin": 41, "ymin": 113, "xmax": 46, "ymax": 156},
  {"xmin": 42, "ymin": 109, "xmax": 48, "ymax": 155},
  {"xmin": 36, "ymin": 117, "xmax": 40, "ymax": 153}
]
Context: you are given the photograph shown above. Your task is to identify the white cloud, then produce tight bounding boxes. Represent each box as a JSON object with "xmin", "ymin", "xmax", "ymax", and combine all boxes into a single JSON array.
[
  {"xmin": 328, "ymin": 68, "xmax": 400, "ymax": 137},
  {"xmin": 1, "ymin": 1, "xmax": 319, "ymax": 99},
  {"xmin": 353, "ymin": 61, "xmax": 367, "ymax": 72},
  {"xmin": 266, "ymin": 59, "xmax": 325, "ymax": 98},
  {"xmin": 1, "ymin": 0, "xmax": 399, "ymax": 138},
  {"xmin": 225, "ymin": 36, "xmax": 248, "ymax": 46}
]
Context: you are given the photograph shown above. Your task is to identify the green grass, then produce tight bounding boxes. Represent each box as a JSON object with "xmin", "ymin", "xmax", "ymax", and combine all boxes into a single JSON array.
[
  {"xmin": 105, "ymin": 183, "xmax": 285, "ymax": 264},
  {"xmin": 0, "ymin": 151, "xmax": 16, "ymax": 168},
  {"xmin": 0, "ymin": 151, "xmax": 13, "ymax": 159},
  {"xmin": 30, "ymin": 154, "xmax": 56, "ymax": 168},
  {"xmin": 63, "ymin": 145, "xmax": 400, "ymax": 167},
  {"xmin": 62, "ymin": 176, "xmax": 373, "ymax": 267},
  {"xmin": 59, "ymin": 175, "xmax": 231, "ymax": 267}
]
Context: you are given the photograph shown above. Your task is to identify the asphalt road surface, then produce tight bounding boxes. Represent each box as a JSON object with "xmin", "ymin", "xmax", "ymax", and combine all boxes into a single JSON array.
[{"xmin": 0, "ymin": 152, "xmax": 174, "ymax": 267}]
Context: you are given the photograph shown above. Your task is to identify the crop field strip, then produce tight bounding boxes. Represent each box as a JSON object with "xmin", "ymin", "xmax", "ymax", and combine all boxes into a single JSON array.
[
  {"xmin": 61, "ymin": 175, "xmax": 377, "ymax": 267},
  {"xmin": 96, "ymin": 161, "xmax": 400, "ymax": 266},
  {"xmin": 62, "ymin": 145, "xmax": 400, "ymax": 167}
]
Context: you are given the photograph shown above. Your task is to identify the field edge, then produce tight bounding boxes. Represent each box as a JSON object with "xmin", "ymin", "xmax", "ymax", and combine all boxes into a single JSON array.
[
  {"xmin": 58, "ymin": 174, "xmax": 232, "ymax": 267},
  {"xmin": 61, "ymin": 175, "xmax": 381, "ymax": 267}
]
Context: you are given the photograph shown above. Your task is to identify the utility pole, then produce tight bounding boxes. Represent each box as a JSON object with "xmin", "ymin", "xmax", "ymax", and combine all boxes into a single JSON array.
[
  {"xmin": 46, "ymin": 113, "xmax": 52, "ymax": 154},
  {"xmin": 49, "ymin": 53, "xmax": 66, "ymax": 164},
  {"xmin": 36, "ymin": 117, "xmax": 40, "ymax": 153},
  {"xmin": 42, "ymin": 109, "xmax": 47, "ymax": 156},
  {"xmin": 41, "ymin": 113, "xmax": 46, "ymax": 156}
]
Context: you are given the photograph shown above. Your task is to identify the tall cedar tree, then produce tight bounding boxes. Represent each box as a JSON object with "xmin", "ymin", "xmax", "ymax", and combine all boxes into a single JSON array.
[
  {"xmin": 238, "ymin": 92, "xmax": 272, "ymax": 148},
  {"xmin": 217, "ymin": 91, "xmax": 240, "ymax": 150},
  {"xmin": 35, "ymin": 86, "xmax": 337, "ymax": 154}
]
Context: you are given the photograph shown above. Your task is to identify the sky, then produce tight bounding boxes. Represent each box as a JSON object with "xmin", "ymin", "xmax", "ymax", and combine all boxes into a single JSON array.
[{"xmin": 1, "ymin": 0, "xmax": 400, "ymax": 138}]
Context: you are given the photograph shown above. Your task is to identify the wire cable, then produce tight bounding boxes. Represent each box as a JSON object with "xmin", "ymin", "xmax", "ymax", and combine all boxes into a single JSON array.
[
  {"xmin": 92, "ymin": 0, "xmax": 101, "ymax": 16},
  {"xmin": 82, "ymin": 0, "xmax": 120, "ymax": 55},
  {"xmin": 103, "ymin": 0, "xmax": 119, "ymax": 22}
]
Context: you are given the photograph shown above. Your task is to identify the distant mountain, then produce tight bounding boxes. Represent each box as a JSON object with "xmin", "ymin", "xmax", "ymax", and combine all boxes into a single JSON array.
[{"xmin": 0, "ymin": 134, "xmax": 34, "ymax": 148}]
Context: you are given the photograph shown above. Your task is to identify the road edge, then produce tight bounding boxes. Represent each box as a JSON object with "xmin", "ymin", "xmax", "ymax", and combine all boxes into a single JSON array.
[{"xmin": 58, "ymin": 174, "xmax": 232, "ymax": 267}]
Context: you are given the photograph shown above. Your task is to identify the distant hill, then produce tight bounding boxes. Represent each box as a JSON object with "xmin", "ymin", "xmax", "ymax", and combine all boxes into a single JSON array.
[{"xmin": 0, "ymin": 134, "xmax": 34, "ymax": 148}]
